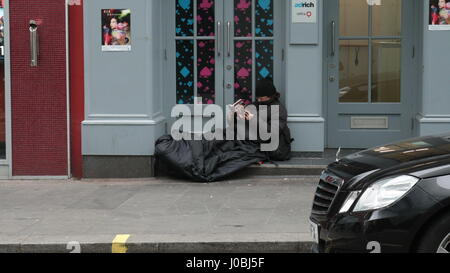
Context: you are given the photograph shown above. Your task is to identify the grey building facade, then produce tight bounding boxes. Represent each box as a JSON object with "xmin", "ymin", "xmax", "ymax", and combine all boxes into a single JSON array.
[{"xmin": 81, "ymin": 0, "xmax": 450, "ymax": 177}]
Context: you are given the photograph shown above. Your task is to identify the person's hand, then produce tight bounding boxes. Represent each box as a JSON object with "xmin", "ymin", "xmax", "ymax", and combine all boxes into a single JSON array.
[
  {"xmin": 245, "ymin": 111, "xmax": 255, "ymax": 121},
  {"xmin": 234, "ymin": 104, "xmax": 244, "ymax": 112},
  {"xmin": 235, "ymin": 105, "xmax": 246, "ymax": 120}
]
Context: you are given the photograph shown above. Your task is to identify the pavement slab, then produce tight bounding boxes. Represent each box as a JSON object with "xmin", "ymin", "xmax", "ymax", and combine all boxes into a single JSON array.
[{"xmin": 0, "ymin": 176, "xmax": 318, "ymax": 253}]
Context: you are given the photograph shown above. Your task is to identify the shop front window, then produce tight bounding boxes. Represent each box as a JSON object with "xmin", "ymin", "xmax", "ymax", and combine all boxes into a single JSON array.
[{"xmin": 339, "ymin": 0, "xmax": 402, "ymax": 104}]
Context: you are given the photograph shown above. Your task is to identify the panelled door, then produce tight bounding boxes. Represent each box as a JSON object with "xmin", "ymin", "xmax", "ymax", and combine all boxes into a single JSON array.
[
  {"xmin": 167, "ymin": 0, "xmax": 280, "ymax": 132},
  {"xmin": 326, "ymin": 0, "xmax": 416, "ymax": 148}
]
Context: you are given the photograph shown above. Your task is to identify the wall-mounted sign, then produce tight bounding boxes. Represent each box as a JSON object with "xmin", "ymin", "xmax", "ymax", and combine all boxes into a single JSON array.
[
  {"xmin": 429, "ymin": 0, "xmax": 450, "ymax": 30},
  {"xmin": 292, "ymin": 0, "xmax": 317, "ymax": 24},
  {"xmin": 101, "ymin": 9, "xmax": 131, "ymax": 51}
]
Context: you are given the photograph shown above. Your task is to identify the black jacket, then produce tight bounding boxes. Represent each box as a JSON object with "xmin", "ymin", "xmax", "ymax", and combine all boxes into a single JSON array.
[
  {"xmin": 253, "ymin": 97, "xmax": 293, "ymax": 161},
  {"xmin": 228, "ymin": 97, "xmax": 293, "ymax": 161}
]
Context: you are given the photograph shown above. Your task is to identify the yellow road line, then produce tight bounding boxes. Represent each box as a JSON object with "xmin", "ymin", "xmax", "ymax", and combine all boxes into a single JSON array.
[{"xmin": 112, "ymin": 234, "xmax": 131, "ymax": 253}]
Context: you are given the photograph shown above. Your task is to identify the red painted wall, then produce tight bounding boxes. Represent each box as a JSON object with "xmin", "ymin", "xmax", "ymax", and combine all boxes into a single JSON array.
[
  {"xmin": 69, "ymin": 0, "xmax": 84, "ymax": 179},
  {"xmin": 10, "ymin": 0, "xmax": 68, "ymax": 176},
  {"xmin": 0, "ymin": 65, "xmax": 4, "ymax": 143},
  {"xmin": 0, "ymin": 1, "xmax": 6, "ymax": 143}
]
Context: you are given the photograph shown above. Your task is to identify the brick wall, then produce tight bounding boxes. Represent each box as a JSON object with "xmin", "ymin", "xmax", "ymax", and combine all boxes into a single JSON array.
[{"xmin": 10, "ymin": 0, "xmax": 68, "ymax": 176}]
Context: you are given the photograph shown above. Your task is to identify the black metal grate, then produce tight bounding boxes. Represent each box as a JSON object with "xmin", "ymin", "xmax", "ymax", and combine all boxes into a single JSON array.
[{"xmin": 312, "ymin": 178, "xmax": 340, "ymax": 216}]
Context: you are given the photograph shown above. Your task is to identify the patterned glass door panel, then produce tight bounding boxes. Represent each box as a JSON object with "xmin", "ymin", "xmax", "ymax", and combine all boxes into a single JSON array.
[
  {"xmin": 174, "ymin": 0, "xmax": 275, "ymax": 107},
  {"xmin": 175, "ymin": 0, "xmax": 219, "ymax": 105},
  {"xmin": 231, "ymin": 0, "xmax": 274, "ymax": 105}
]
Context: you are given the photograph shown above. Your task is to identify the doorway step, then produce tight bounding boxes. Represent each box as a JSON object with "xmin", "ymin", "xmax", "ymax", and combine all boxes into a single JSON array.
[
  {"xmin": 156, "ymin": 149, "xmax": 363, "ymax": 178},
  {"xmin": 243, "ymin": 149, "xmax": 363, "ymax": 177}
]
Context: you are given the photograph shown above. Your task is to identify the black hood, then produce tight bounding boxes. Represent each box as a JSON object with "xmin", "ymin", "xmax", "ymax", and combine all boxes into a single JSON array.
[{"xmin": 327, "ymin": 133, "xmax": 450, "ymax": 190}]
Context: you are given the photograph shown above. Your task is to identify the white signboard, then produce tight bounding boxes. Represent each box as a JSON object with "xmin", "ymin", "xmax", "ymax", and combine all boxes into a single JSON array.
[{"xmin": 292, "ymin": 0, "xmax": 317, "ymax": 24}]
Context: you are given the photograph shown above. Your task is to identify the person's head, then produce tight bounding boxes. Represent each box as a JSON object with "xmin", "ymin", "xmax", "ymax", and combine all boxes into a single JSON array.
[
  {"xmin": 110, "ymin": 17, "xmax": 118, "ymax": 30},
  {"xmin": 439, "ymin": 0, "xmax": 446, "ymax": 9},
  {"xmin": 256, "ymin": 80, "xmax": 278, "ymax": 102}
]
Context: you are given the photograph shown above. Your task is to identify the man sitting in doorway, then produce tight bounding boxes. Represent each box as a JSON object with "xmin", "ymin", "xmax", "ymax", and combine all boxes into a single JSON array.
[
  {"xmin": 156, "ymin": 80, "xmax": 293, "ymax": 182},
  {"xmin": 228, "ymin": 80, "xmax": 293, "ymax": 161}
]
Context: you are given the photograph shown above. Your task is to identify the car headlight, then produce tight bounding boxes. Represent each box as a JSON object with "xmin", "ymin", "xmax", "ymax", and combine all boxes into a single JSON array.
[
  {"xmin": 353, "ymin": 175, "xmax": 420, "ymax": 212},
  {"xmin": 339, "ymin": 191, "xmax": 361, "ymax": 214}
]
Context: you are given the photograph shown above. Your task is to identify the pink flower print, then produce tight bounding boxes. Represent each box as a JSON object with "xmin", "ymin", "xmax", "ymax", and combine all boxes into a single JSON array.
[
  {"xmin": 237, "ymin": 68, "xmax": 250, "ymax": 79},
  {"xmin": 237, "ymin": 0, "xmax": 251, "ymax": 10},
  {"xmin": 200, "ymin": 67, "xmax": 213, "ymax": 78},
  {"xmin": 199, "ymin": 0, "xmax": 214, "ymax": 9}
]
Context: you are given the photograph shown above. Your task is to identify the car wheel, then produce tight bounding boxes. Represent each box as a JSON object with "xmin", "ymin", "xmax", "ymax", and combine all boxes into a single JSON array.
[{"xmin": 416, "ymin": 211, "xmax": 450, "ymax": 253}]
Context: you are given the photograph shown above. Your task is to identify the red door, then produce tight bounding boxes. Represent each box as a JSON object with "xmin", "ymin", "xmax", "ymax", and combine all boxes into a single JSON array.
[{"xmin": 9, "ymin": 0, "xmax": 68, "ymax": 176}]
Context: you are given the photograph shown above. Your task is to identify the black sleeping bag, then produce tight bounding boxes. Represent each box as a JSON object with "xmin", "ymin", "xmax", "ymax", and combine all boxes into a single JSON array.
[{"xmin": 155, "ymin": 135, "xmax": 267, "ymax": 182}]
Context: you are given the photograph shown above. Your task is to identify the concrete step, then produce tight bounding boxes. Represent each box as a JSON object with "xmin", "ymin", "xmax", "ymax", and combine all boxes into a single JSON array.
[
  {"xmin": 156, "ymin": 149, "xmax": 362, "ymax": 178},
  {"xmin": 245, "ymin": 163, "xmax": 326, "ymax": 176},
  {"xmin": 156, "ymin": 158, "xmax": 328, "ymax": 178}
]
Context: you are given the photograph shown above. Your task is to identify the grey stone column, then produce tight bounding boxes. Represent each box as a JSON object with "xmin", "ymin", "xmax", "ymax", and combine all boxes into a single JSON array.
[
  {"xmin": 417, "ymin": 0, "xmax": 450, "ymax": 135},
  {"xmin": 82, "ymin": 0, "xmax": 165, "ymax": 177},
  {"xmin": 284, "ymin": 1, "xmax": 325, "ymax": 152},
  {"xmin": 82, "ymin": 0, "xmax": 165, "ymax": 157}
]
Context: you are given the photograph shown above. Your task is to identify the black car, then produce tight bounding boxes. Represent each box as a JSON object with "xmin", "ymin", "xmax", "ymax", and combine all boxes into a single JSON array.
[{"xmin": 310, "ymin": 133, "xmax": 450, "ymax": 253}]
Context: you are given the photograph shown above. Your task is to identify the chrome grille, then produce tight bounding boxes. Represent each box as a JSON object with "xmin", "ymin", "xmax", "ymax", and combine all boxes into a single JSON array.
[{"xmin": 312, "ymin": 171, "xmax": 342, "ymax": 216}]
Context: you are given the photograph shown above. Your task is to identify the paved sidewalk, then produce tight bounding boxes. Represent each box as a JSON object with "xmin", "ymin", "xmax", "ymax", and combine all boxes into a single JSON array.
[{"xmin": 0, "ymin": 175, "xmax": 318, "ymax": 253}]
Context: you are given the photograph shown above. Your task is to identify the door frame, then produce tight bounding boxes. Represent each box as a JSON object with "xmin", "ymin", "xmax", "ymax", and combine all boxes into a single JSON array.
[{"xmin": 322, "ymin": 0, "xmax": 420, "ymax": 149}]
